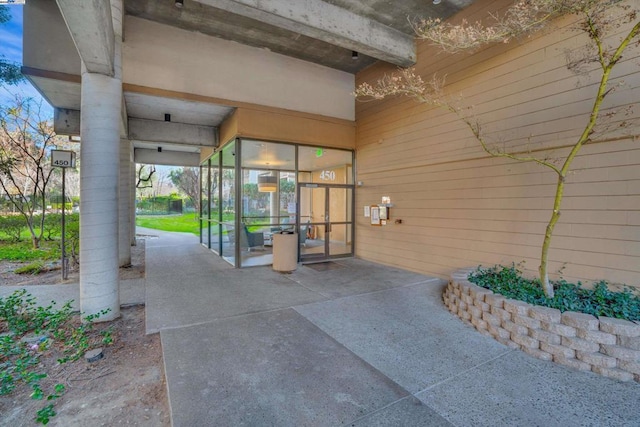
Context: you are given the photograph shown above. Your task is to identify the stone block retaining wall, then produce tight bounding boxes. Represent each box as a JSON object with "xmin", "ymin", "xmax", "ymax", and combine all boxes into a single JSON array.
[{"xmin": 445, "ymin": 268, "xmax": 640, "ymax": 383}]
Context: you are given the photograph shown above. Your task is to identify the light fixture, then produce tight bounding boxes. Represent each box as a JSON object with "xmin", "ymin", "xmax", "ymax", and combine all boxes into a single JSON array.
[
  {"xmin": 432, "ymin": 0, "xmax": 442, "ymax": 4},
  {"xmin": 352, "ymin": 51, "xmax": 359, "ymax": 60},
  {"xmin": 175, "ymin": 0, "xmax": 183, "ymax": 8},
  {"xmin": 157, "ymin": 147, "xmax": 162, "ymax": 153},
  {"xmin": 164, "ymin": 113, "xmax": 171, "ymax": 122},
  {"xmin": 258, "ymin": 174, "xmax": 277, "ymax": 192}
]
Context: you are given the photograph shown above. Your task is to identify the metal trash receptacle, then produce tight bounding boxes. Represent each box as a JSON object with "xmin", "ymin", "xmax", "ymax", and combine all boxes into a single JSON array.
[{"xmin": 272, "ymin": 232, "xmax": 298, "ymax": 272}]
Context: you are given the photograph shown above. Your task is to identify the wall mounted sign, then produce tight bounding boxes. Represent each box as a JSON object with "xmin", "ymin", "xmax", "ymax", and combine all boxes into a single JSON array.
[
  {"xmin": 379, "ymin": 206, "xmax": 388, "ymax": 220},
  {"xmin": 370, "ymin": 205, "xmax": 381, "ymax": 226}
]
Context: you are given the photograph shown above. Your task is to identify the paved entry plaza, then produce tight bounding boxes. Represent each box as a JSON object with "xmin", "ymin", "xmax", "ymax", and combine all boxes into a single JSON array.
[{"xmin": 142, "ymin": 229, "xmax": 640, "ymax": 426}]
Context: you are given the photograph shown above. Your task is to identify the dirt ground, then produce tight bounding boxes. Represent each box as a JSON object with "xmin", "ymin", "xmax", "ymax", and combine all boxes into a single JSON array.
[
  {"xmin": 0, "ymin": 241, "xmax": 171, "ymax": 426},
  {"xmin": 0, "ymin": 240, "xmax": 146, "ymax": 287}
]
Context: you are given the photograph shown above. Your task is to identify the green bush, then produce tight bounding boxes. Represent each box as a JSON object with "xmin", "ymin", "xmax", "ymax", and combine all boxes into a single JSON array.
[
  {"xmin": 468, "ymin": 264, "xmax": 640, "ymax": 322},
  {"xmin": 63, "ymin": 214, "xmax": 79, "ymax": 266},
  {"xmin": 41, "ymin": 214, "xmax": 62, "ymax": 241},
  {"xmin": 0, "ymin": 215, "xmax": 25, "ymax": 242}
]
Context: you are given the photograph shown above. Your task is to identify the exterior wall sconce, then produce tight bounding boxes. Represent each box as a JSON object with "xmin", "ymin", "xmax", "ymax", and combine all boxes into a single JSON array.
[
  {"xmin": 352, "ymin": 51, "xmax": 359, "ymax": 60},
  {"xmin": 157, "ymin": 147, "xmax": 162, "ymax": 153},
  {"xmin": 258, "ymin": 174, "xmax": 277, "ymax": 192},
  {"xmin": 175, "ymin": 0, "xmax": 184, "ymax": 8}
]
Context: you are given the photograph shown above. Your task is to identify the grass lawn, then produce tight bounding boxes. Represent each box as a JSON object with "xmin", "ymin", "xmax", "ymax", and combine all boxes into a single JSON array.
[{"xmin": 136, "ymin": 214, "xmax": 200, "ymax": 235}]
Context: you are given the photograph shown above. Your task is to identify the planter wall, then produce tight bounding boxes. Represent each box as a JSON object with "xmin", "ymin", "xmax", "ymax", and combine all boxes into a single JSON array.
[{"xmin": 445, "ymin": 268, "xmax": 640, "ymax": 383}]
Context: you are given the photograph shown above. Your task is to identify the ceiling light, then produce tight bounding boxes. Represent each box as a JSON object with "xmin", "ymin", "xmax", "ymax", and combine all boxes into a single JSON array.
[
  {"xmin": 175, "ymin": 0, "xmax": 183, "ymax": 8},
  {"xmin": 352, "ymin": 51, "xmax": 359, "ymax": 60},
  {"xmin": 258, "ymin": 174, "xmax": 277, "ymax": 192},
  {"xmin": 433, "ymin": 0, "xmax": 442, "ymax": 4}
]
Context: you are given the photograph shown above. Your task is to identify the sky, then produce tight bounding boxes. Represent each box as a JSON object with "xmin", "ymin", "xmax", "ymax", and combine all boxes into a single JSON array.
[{"xmin": 0, "ymin": 4, "xmax": 50, "ymax": 110}]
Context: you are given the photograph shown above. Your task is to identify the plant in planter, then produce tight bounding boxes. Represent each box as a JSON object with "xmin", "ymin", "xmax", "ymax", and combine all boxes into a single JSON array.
[
  {"xmin": 469, "ymin": 264, "xmax": 640, "ymax": 322},
  {"xmin": 355, "ymin": 0, "xmax": 640, "ymax": 297}
]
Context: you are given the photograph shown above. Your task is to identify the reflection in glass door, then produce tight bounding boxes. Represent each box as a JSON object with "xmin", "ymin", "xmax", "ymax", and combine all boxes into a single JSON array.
[{"xmin": 298, "ymin": 184, "xmax": 353, "ymax": 262}]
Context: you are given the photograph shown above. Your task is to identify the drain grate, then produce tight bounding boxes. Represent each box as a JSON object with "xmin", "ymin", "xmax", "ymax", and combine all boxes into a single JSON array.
[{"xmin": 304, "ymin": 262, "xmax": 344, "ymax": 272}]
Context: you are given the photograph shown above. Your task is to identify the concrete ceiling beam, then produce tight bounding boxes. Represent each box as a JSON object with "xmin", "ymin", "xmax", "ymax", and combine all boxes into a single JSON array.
[
  {"xmin": 128, "ymin": 118, "xmax": 218, "ymax": 147},
  {"xmin": 55, "ymin": 0, "xmax": 115, "ymax": 75},
  {"xmin": 54, "ymin": 108, "xmax": 81, "ymax": 135},
  {"xmin": 193, "ymin": 0, "xmax": 416, "ymax": 67},
  {"xmin": 134, "ymin": 148, "xmax": 201, "ymax": 167}
]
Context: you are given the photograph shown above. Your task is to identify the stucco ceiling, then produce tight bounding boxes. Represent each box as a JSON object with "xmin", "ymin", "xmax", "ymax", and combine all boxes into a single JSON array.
[{"xmin": 125, "ymin": 0, "xmax": 475, "ymax": 74}]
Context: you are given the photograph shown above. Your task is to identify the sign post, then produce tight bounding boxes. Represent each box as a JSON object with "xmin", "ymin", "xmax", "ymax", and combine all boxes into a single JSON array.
[{"xmin": 51, "ymin": 150, "xmax": 76, "ymax": 280}]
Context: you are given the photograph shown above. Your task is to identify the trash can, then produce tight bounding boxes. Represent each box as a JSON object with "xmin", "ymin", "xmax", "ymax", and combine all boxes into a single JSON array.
[{"xmin": 272, "ymin": 231, "xmax": 298, "ymax": 272}]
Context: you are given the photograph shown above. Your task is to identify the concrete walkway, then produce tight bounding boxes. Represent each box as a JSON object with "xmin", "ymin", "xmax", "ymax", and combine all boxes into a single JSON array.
[
  {"xmin": 4, "ymin": 229, "xmax": 638, "ymax": 425},
  {"xmin": 142, "ymin": 229, "xmax": 640, "ymax": 426}
]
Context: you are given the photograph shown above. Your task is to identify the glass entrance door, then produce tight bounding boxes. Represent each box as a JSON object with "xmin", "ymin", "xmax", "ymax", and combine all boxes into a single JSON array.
[{"xmin": 298, "ymin": 184, "xmax": 353, "ymax": 262}]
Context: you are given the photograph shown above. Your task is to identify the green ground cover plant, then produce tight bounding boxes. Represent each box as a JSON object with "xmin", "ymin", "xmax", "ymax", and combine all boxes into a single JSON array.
[
  {"xmin": 136, "ymin": 213, "xmax": 200, "ymax": 235},
  {"xmin": 0, "ymin": 240, "xmax": 60, "ymax": 262},
  {"xmin": 0, "ymin": 290, "xmax": 112, "ymax": 424},
  {"xmin": 14, "ymin": 260, "xmax": 46, "ymax": 275},
  {"xmin": 469, "ymin": 264, "xmax": 640, "ymax": 322}
]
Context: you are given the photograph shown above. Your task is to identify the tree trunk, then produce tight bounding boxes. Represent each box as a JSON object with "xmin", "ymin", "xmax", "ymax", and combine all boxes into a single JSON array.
[
  {"xmin": 539, "ymin": 174, "xmax": 567, "ymax": 298},
  {"xmin": 31, "ymin": 235, "xmax": 40, "ymax": 249}
]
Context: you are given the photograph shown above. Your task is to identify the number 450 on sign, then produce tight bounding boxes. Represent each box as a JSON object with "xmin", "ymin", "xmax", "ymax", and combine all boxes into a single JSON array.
[{"xmin": 51, "ymin": 150, "xmax": 77, "ymax": 168}]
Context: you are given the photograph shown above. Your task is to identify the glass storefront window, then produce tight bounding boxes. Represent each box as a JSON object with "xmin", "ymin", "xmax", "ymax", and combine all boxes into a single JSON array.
[
  {"xmin": 238, "ymin": 141, "xmax": 295, "ymax": 267},
  {"xmin": 201, "ymin": 139, "xmax": 354, "ymax": 267},
  {"xmin": 209, "ymin": 153, "xmax": 220, "ymax": 254},
  {"xmin": 199, "ymin": 161, "xmax": 209, "ymax": 246},
  {"xmin": 221, "ymin": 142, "xmax": 236, "ymax": 264}
]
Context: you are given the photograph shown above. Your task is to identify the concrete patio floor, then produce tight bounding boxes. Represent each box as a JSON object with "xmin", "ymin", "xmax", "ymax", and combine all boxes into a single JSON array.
[
  {"xmin": 143, "ymin": 229, "xmax": 640, "ymax": 426},
  {"xmin": 3, "ymin": 228, "xmax": 638, "ymax": 425}
]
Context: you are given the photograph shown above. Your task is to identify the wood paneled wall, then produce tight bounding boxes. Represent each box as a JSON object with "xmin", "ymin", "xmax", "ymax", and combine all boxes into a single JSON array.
[{"xmin": 355, "ymin": 0, "xmax": 640, "ymax": 288}]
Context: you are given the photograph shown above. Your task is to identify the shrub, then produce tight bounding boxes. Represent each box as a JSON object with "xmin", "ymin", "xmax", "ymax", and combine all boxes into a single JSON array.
[
  {"xmin": 41, "ymin": 214, "xmax": 62, "ymax": 241},
  {"xmin": 63, "ymin": 213, "xmax": 79, "ymax": 267},
  {"xmin": 468, "ymin": 264, "xmax": 640, "ymax": 322},
  {"xmin": 0, "ymin": 215, "xmax": 25, "ymax": 242}
]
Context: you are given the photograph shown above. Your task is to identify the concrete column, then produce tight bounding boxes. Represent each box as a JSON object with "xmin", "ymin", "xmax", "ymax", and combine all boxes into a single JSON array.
[
  {"xmin": 130, "ymin": 148, "xmax": 137, "ymax": 246},
  {"xmin": 118, "ymin": 138, "xmax": 132, "ymax": 266},
  {"xmin": 79, "ymin": 70, "xmax": 121, "ymax": 321},
  {"xmin": 78, "ymin": 0, "xmax": 123, "ymax": 321}
]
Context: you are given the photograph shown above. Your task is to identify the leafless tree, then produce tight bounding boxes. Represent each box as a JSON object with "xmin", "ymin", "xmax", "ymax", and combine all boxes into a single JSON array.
[
  {"xmin": 169, "ymin": 167, "xmax": 200, "ymax": 215},
  {"xmin": 356, "ymin": 0, "xmax": 640, "ymax": 297},
  {"xmin": 0, "ymin": 97, "xmax": 64, "ymax": 248}
]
